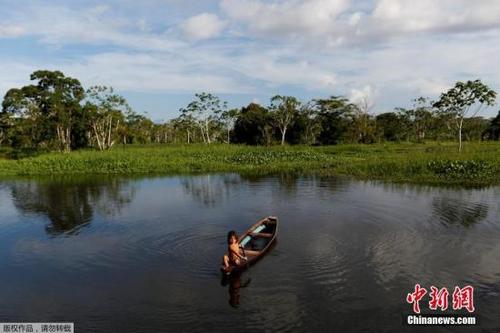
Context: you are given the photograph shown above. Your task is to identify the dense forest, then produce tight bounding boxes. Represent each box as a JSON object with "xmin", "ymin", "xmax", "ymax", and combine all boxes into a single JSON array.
[{"xmin": 1, "ymin": 70, "xmax": 499, "ymax": 152}]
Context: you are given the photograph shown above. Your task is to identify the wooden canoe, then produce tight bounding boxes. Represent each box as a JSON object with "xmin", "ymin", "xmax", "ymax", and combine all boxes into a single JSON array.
[{"xmin": 221, "ymin": 216, "xmax": 278, "ymax": 275}]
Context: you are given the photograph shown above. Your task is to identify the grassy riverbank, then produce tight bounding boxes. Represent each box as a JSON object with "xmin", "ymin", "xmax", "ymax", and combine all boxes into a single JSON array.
[{"xmin": 1, "ymin": 142, "xmax": 499, "ymax": 185}]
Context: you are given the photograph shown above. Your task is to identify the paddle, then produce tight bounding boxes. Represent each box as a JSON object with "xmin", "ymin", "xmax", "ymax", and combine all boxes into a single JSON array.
[
  {"xmin": 240, "ymin": 245, "xmax": 250, "ymax": 270},
  {"xmin": 240, "ymin": 244, "xmax": 252, "ymax": 283}
]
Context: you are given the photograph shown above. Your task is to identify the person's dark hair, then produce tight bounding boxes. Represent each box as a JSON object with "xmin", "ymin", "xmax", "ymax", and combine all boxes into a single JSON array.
[{"xmin": 227, "ymin": 230, "xmax": 237, "ymax": 244}]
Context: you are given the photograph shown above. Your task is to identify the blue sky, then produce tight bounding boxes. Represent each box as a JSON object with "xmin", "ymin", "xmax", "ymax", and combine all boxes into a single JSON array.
[{"xmin": 1, "ymin": 0, "xmax": 500, "ymax": 122}]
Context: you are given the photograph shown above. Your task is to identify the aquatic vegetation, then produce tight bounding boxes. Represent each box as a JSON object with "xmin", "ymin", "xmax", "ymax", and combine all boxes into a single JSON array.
[
  {"xmin": 0, "ymin": 142, "xmax": 499, "ymax": 185},
  {"xmin": 428, "ymin": 160, "xmax": 493, "ymax": 180}
]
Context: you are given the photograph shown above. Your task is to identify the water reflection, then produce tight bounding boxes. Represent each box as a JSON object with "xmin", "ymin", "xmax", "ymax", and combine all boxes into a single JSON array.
[
  {"xmin": 221, "ymin": 273, "xmax": 252, "ymax": 308},
  {"xmin": 432, "ymin": 197, "xmax": 489, "ymax": 227},
  {"xmin": 180, "ymin": 173, "xmax": 349, "ymax": 208},
  {"xmin": 9, "ymin": 177, "xmax": 136, "ymax": 235},
  {"xmin": 180, "ymin": 174, "xmax": 242, "ymax": 207}
]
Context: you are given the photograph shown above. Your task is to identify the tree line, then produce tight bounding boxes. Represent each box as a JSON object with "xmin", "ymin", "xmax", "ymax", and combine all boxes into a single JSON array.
[{"xmin": 1, "ymin": 70, "xmax": 499, "ymax": 152}]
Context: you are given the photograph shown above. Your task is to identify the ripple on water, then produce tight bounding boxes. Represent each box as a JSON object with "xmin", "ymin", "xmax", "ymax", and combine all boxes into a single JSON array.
[
  {"xmin": 157, "ymin": 229, "xmax": 223, "ymax": 278},
  {"xmin": 295, "ymin": 233, "xmax": 348, "ymax": 297}
]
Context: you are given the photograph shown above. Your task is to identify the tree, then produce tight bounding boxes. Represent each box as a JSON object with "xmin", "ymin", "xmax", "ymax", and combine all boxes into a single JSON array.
[
  {"xmin": 395, "ymin": 98, "xmax": 435, "ymax": 142},
  {"xmin": 33, "ymin": 70, "xmax": 85, "ymax": 151},
  {"xmin": 349, "ymin": 106, "xmax": 376, "ymax": 143},
  {"xmin": 220, "ymin": 108, "xmax": 240, "ymax": 143},
  {"xmin": 411, "ymin": 97, "xmax": 434, "ymax": 142},
  {"xmin": 484, "ymin": 111, "xmax": 500, "ymax": 140},
  {"xmin": 2, "ymin": 85, "xmax": 47, "ymax": 148},
  {"xmin": 84, "ymin": 86, "xmax": 129, "ymax": 150},
  {"xmin": 462, "ymin": 117, "xmax": 489, "ymax": 142},
  {"xmin": 433, "ymin": 80, "xmax": 496, "ymax": 151},
  {"xmin": 125, "ymin": 111, "xmax": 154, "ymax": 144},
  {"xmin": 180, "ymin": 93, "xmax": 227, "ymax": 144},
  {"xmin": 150, "ymin": 122, "xmax": 174, "ymax": 144},
  {"xmin": 349, "ymin": 94, "xmax": 376, "ymax": 144},
  {"xmin": 233, "ymin": 103, "xmax": 272, "ymax": 145},
  {"xmin": 172, "ymin": 114, "xmax": 198, "ymax": 143},
  {"xmin": 287, "ymin": 102, "xmax": 321, "ymax": 144},
  {"xmin": 314, "ymin": 96, "xmax": 352, "ymax": 145},
  {"xmin": 376, "ymin": 112, "xmax": 403, "ymax": 141},
  {"xmin": 2, "ymin": 70, "xmax": 85, "ymax": 152},
  {"xmin": 269, "ymin": 95, "xmax": 300, "ymax": 145}
]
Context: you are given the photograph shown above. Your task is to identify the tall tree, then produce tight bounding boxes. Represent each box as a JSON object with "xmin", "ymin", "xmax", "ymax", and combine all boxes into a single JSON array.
[
  {"xmin": 84, "ymin": 86, "xmax": 129, "ymax": 150},
  {"xmin": 349, "ymin": 94, "xmax": 376, "ymax": 144},
  {"xmin": 2, "ymin": 70, "xmax": 85, "ymax": 151},
  {"xmin": 220, "ymin": 108, "xmax": 240, "ymax": 144},
  {"xmin": 287, "ymin": 102, "xmax": 321, "ymax": 144},
  {"xmin": 180, "ymin": 93, "xmax": 227, "ymax": 144},
  {"xmin": 33, "ymin": 70, "xmax": 85, "ymax": 151},
  {"xmin": 270, "ymin": 95, "xmax": 300, "ymax": 145},
  {"xmin": 172, "ymin": 114, "xmax": 198, "ymax": 143},
  {"xmin": 411, "ymin": 97, "xmax": 434, "ymax": 142},
  {"xmin": 376, "ymin": 112, "xmax": 404, "ymax": 141},
  {"xmin": 125, "ymin": 111, "xmax": 154, "ymax": 144},
  {"xmin": 2, "ymin": 85, "xmax": 47, "ymax": 148},
  {"xmin": 433, "ymin": 79, "xmax": 496, "ymax": 151},
  {"xmin": 233, "ymin": 103, "xmax": 272, "ymax": 145},
  {"xmin": 314, "ymin": 96, "xmax": 352, "ymax": 145}
]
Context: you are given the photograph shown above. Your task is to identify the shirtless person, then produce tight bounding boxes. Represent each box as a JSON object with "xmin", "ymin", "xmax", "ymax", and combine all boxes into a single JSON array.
[{"xmin": 222, "ymin": 230, "xmax": 247, "ymax": 271}]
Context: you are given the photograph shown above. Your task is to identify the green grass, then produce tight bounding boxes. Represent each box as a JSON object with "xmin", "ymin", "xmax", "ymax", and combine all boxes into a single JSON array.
[{"xmin": 1, "ymin": 142, "xmax": 500, "ymax": 185}]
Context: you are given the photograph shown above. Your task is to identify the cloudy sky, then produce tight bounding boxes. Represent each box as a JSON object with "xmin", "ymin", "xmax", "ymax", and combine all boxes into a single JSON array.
[{"xmin": 1, "ymin": 0, "xmax": 499, "ymax": 121}]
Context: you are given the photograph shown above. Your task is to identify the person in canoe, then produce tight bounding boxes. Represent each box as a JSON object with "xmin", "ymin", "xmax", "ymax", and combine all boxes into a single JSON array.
[{"xmin": 222, "ymin": 230, "xmax": 247, "ymax": 271}]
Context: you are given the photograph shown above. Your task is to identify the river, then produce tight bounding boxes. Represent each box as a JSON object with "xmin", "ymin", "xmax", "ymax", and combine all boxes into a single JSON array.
[{"xmin": 0, "ymin": 174, "xmax": 499, "ymax": 332}]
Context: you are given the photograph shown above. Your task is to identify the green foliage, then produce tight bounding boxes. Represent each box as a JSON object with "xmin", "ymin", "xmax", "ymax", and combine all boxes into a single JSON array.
[
  {"xmin": 376, "ymin": 112, "xmax": 403, "ymax": 141},
  {"xmin": 314, "ymin": 96, "xmax": 352, "ymax": 145},
  {"xmin": 225, "ymin": 150, "xmax": 324, "ymax": 165},
  {"xmin": 434, "ymin": 79, "xmax": 497, "ymax": 151},
  {"xmin": 233, "ymin": 103, "xmax": 273, "ymax": 145},
  {"xmin": 428, "ymin": 160, "xmax": 493, "ymax": 180},
  {"xmin": 484, "ymin": 111, "xmax": 500, "ymax": 140},
  {"xmin": 2, "ymin": 70, "xmax": 85, "ymax": 152},
  {"xmin": 1, "ymin": 142, "xmax": 500, "ymax": 186},
  {"xmin": 434, "ymin": 80, "xmax": 497, "ymax": 113}
]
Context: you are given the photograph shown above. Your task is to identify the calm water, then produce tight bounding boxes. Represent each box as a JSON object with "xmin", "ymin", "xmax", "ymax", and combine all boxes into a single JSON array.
[{"xmin": 0, "ymin": 174, "xmax": 499, "ymax": 332}]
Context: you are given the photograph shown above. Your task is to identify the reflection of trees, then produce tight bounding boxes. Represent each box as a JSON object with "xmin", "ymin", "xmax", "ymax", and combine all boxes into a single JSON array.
[
  {"xmin": 181, "ymin": 173, "xmax": 349, "ymax": 206},
  {"xmin": 432, "ymin": 197, "xmax": 488, "ymax": 227},
  {"xmin": 10, "ymin": 177, "xmax": 136, "ymax": 235},
  {"xmin": 180, "ymin": 174, "xmax": 241, "ymax": 207}
]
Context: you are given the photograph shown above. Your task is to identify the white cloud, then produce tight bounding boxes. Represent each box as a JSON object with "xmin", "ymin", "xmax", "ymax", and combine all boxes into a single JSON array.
[
  {"xmin": 63, "ymin": 52, "xmax": 255, "ymax": 94},
  {"xmin": 407, "ymin": 79, "xmax": 450, "ymax": 97},
  {"xmin": 219, "ymin": 0, "xmax": 500, "ymax": 48},
  {"xmin": 179, "ymin": 13, "xmax": 225, "ymax": 41},
  {"xmin": 371, "ymin": 0, "xmax": 500, "ymax": 34},
  {"xmin": 0, "ymin": 25, "xmax": 25, "ymax": 37},
  {"xmin": 224, "ymin": 48, "xmax": 337, "ymax": 91},
  {"xmin": 0, "ymin": 4, "xmax": 184, "ymax": 51},
  {"xmin": 349, "ymin": 85, "xmax": 377, "ymax": 111},
  {"xmin": 220, "ymin": 0, "xmax": 349, "ymax": 37}
]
